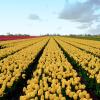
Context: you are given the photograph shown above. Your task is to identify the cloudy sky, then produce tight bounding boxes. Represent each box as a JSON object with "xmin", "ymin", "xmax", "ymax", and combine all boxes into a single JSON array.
[{"xmin": 0, "ymin": 0, "xmax": 100, "ymax": 35}]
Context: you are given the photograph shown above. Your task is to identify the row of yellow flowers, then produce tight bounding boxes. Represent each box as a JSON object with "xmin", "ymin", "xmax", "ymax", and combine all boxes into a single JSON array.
[
  {"xmin": 0, "ymin": 38, "xmax": 49, "ymax": 96},
  {"xmin": 55, "ymin": 38, "xmax": 100, "ymax": 84},
  {"xmin": 20, "ymin": 38, "xmax": 92, "ymax": 100},
  {"xmin": 0, "ymin": 37, "xmax": 45, "ymax": 60},
  {"xmin": 0, "ymin": 38, "xmax": 32, "ymax": 48},
  {"xmin": 62, "ymin": 37, "xmax": 100, "ymax": 49},
  {"xmin": 60, "ymin": 38, "xmax": 100, "ymax": 57},
  {"xmin": 59, "ymin": 37, "xmax": 100, "ymax": 57}
]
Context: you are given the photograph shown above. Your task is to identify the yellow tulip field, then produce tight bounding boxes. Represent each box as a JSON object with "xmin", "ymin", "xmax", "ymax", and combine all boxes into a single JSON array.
[{"xmin": 0, "ymin": 36, "xmax": 100, "ymax": 100}]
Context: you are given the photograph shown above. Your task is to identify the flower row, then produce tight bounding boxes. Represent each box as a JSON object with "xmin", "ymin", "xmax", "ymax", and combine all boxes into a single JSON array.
[
  {"xmin": 0, "ymin": 38, "xmax": 49, "ymax": 96},
  {"xmin": 20, "ymin": 38, "xmax": 92, "ymax": 100},
  {"xmin": 59, "ymin": 37, "xmax": 100, "ymax": 57},
  {"xmin": 55, "ymin": 38, "xmax": 100, "ymax": 84},
  {"xmin": 0, "ymin": 37, "xmax": 45, "ymax": 60}
]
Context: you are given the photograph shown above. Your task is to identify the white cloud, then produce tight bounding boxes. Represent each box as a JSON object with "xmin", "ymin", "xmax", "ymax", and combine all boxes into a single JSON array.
[
  {"xmin": 59, "ymin": 0, "xmax": 100, "ymax": 34},
  {"xmin": 29, "ymin": 14, "xmax": 40, "ymax": 20}
]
